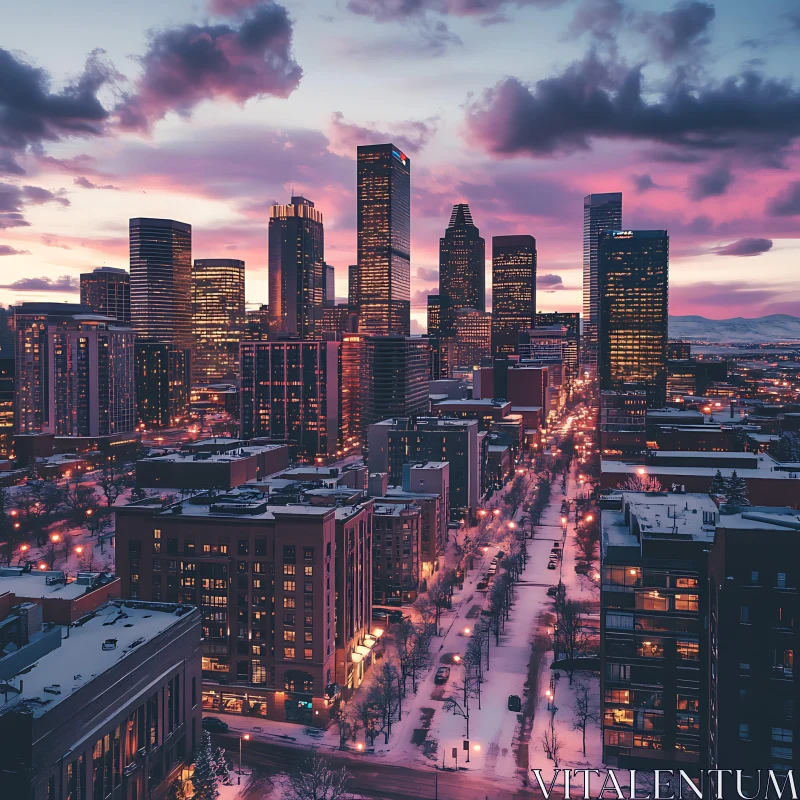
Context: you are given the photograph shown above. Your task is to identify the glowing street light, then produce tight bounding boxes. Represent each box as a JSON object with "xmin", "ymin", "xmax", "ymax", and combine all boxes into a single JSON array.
[
  {"xmin": 508, "ymin": 521, "xmax": 516, "ymax": 530},
  {"xmin": 463, "ymin": 627, "xmax": 471, "ymax": 636},
  {"xmin": 50, "ymin": 533, "xmax": 61, "ymax": 543},
  {"xmin": 637, "ymin": 468, "xmax": 646, "ymax": 476},
  {"xmin": 38, "ymin": 563, "xmax": 47, "ymax": 571},
  {"xmin": 492, "ymin": 509, "xmax": 501, "ymax": 517},
  {"xmin": 75, "ymin": 545, "xmax": 84, "ymax": 555}
]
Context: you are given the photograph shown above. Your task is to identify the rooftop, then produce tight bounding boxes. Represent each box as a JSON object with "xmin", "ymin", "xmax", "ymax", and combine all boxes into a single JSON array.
[
  {"xmin": 374, "ymin": 503, "xmax": 419, "ymax": 517},
  {"xmin": 0, "ymin": 600, "xmax": 194, "ymax": 719},
  {"xmin": 0, "ymin": 570, "xmax": 114, "ymax": 602},
  {"xmin": 717, "ymin": 506, "xmax": 800, "ymax": 531}
]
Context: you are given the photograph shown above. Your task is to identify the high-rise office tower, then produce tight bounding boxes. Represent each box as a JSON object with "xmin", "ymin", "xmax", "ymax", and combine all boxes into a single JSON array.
[
  {"xmin": 348, "ymin": 264, "xmax": 360, "ymax": 308},
  {"xmin": 135, "ymin": 341, "xmax": 190, "ymax": 429},
  {"xmin": 583, "ymin": 193, "xmax": 622, "ymax": 374},
  {"xmin": 191, "ymin": 258, "xmax": 245, "ymax": 383},
  {"xmin": 129, "ymin": 218, "xmax": 192, "ymax": 350},
  {"xmin": 535, "ymin": 311, "xmax": 581, "ymax": 383},
  {"xmin": 13, "ymin": 303, "xmax": 136, "ymax": 438},
  {"xmin": 598, "ymin": 230, "xmax": 669, "ymax": 406},
  {"xmin": 491, "ymin": 235, "xmax": 537, "ymax": 357},
  {"xmin": 439, "ymin": 203, "xmax": 485, "ymax": 335},
  {"xmin": 323, "ymin": 263, "xmax": 335, "ymax": 307},
  {"xmin": 453, "ymin": 309, "xmax": 491, "ymax": 367},
  {"xmin": 268, "ymin": 196, "xmax": 325, "ymax": 338},
  {"xmin": 427, "ymin": 295, "xmax": 441, "ymax": 338},
  {"xmin": 357, "ymin": 144, "xmax": 411, "ymax": 336},
  {"xmin": 0, "ymin": 357, "xmax": 14, "ymax": 458},
  {"xmin": 80, "ymin": 266, "xmax": 131, "ymax": 322}
]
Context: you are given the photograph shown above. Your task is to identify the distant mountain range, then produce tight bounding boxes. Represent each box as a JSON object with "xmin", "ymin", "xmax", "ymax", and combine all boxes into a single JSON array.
[{"xmin": 669, "ymin": 314, "xmax": 800, "ymax": 344}]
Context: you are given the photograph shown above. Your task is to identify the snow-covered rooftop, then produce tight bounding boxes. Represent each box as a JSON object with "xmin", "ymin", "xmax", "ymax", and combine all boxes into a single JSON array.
[
  {"xmin": 0, "ymin": 570, "xmax": 113, "ymax": 602},
  {"xmin": 0, "ymin": 600, "xmax": 193, "ymax": 719}
]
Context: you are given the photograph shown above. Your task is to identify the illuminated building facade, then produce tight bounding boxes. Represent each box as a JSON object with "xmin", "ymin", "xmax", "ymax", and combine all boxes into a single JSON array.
[
  {"xmin": 348, "ymin": 264, "xmax": 360, "ymax": 309},
  {"xmin": 439, "ymin": 203, "xmax": 485, "ymax": 334},
  {"xmin": 598, "ymin": 230, "xmax": 669, "ymax": 407},
  {"xmin": 323, "ymin": 263, "xmax": 335, "ymax": 307},
  {"xmin": 372, "ymin": 503, "xmax": 422, "ymax": 604},
  {"xmin": 191, "ymin": 258, "xmax": 245, "ymax": 383},
  {"xmin": 453, "ymin": 309, "xmax": 491, "ymax": 367},
  {"xmin": 340, "ymin": 334, "xmax": 369, "ymax": 452},
  {"xmin": 426, "ymin": 295, "xmax": 441, "ymax": 338},
  {"xmin": 583, "ymin": 193, "xmax": 623, "ymax": 374},
  {"xmin": 0, "ymin": 357, "xmax": 13, "ymax": 457},
  {"xmin": 356, "ymin": 144, "xmax": 411, "ymax": 337},
  {"xmin": 491, "ymin": 235, "xmax": 537, "ymax": 357},
  {"xmin": 239, "ymin": 339, "xmax": 340, "ymax": 462},
  {"xmin": 363, "ymin": 337, "xmax": 430, "ymax": 428},
  {"xmin": 13, "ymin": 304, "xmax": 136, "ymax": 437},
  {"xmin": 535, "ymin": 312, "xmax": 580, "ymax": 382},
  {"xmin": 268, "ymin": 197, "xmax": 325, "ymax": 338},
  {"xmin": 80, "ymin": 266, "xmax": 130, "ymax": 322},
  {"xmin": 245, "ymin": 305, "xmax": 270, "ymax": 340},
  {"xmin": 129, "ymin": 218, "xmax": 193, "ymax": 350},
  {"xmin": 320, "ymin": 305, "xmax": 357, "ymax": 336},
  {"xmin": 135, "ymin": 341, "xmax": 190, "ymax": 429}
]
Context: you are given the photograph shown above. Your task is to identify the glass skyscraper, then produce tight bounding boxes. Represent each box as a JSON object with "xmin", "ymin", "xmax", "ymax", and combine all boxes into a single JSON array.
[
  {"xmin": 439, "ymin": 203, "xmax": 485, "ymax": 335},
  {"xmin": 80, "ymin": 266, "xmax": 131, "ymax": 322},
  {"xmin": 268, "ymin": 196, "xmax": 325, "ymax": 338},
  {"xmin": 491, "ymin": 235, "xmax": 537, "ymax": 357},
  {"xmin": 598, "ymin": 230, "xmax": 669, "ymax": 406},
  {"xmin": 356, "ymin": 144, "xmax": 411, "ymax": 337},
  {"xmin": 191, "ymin": 258, "xmax": 245, "ymax": 384},
  {"xmin": 129, "ymin": 218, "xmax": 192, "ymax": 350},
  {"xmin": 583, "ymin": 193, "xmax": 622, "ymax": 375}
]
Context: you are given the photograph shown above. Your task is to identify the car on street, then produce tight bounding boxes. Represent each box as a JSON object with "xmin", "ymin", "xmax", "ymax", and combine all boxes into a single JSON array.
[
  {"xmin": 547, "ymin": 560, "xmax": 557, "ymax": 570},
  {"xmin": 546, "ymin": 586, "xmax": 558, "ymax": 597},
  {"xmin": 372, "ymin": 609, "xmax": 389, "ymax": 621},
  {"xmin": 508, "ymin": 694, "xmax": 522, "ymax": 712},
  {"xmin": 388, "ymin": 611, "xmax": 406, "ymax": 624},
  {"xmin": 435, "ymin": 667, "xmax": 451, "ymax": 684},
  {"xmin": 202, "ymin": 717, "xmax": 229, "ymax": 733}
]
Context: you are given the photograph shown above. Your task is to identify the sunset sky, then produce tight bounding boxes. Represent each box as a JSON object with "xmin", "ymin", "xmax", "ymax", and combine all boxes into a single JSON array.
[{"xmin": 2, "ymin": 0, "xmax": 800, "ymax": 332}]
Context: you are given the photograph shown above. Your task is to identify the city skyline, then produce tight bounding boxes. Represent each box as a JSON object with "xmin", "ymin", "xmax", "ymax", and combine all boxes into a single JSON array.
[{"xmin": 2, "ymin": 1, "xmax": 800, "ymax": 332}]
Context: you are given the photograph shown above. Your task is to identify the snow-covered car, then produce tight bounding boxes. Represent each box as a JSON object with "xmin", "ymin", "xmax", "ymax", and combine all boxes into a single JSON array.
[
  {"xmin": 434, "ymin": 667, "xmax": 451, "ymax": 684},
  {"xmin": 202, "ymin": 717, "xmax": 229, "ymax": 733},
  {"xmin": 508, "ymin": 694, "xmax": 522, "ymax": 712},
  {"xmin": 547, "ymin": 561, "xmax": 557, "ymax": 570}
]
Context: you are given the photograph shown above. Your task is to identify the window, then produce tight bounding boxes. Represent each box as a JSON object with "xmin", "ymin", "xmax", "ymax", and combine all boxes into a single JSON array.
[
  {"xmin": 677, "ymin": 695, "xmax": 699, "ymax": 712},
  {"xmin": 304, "ymin": 597, "xmax": 313, "ymax": 610},
  {"xmin": 252, "ymin": 662, "xmax": 267, "ymax": 684},
  {"xmin": 255, "ymin": 538, "xmax": 267, "ymax": 556},
  {"xmin": 633, "ymin": 734, "xmax": 662, "ymax": 750},
  {"xmin": 606, "ymin": 663, "xmax": 631, "ymax": 681},
  {"xmin": 740, "ymin": 605, "xmax": 750, "ymax": 624},
  {"xmin": 283, "ymin": 597, "xmax": 296, "ymax": 609},
  {"xmin": 284, "ymin": 630, "xmax": 296, "ymax": 642},
  {"xmin": 778, "ymin": 572, "xmax": 787, "ymax": 589},
  {"xmin": 604, "ymin": 708, "xmax": 633, "ymax": 727},
  {"xmin": 304, "ymin": 547, "xmax": 314, "ymax": 562},
  {"xmin": 283, "ymin": 545, "xmax": 296, "ymax": 563},
  {"xmin": 675, "ymin": 576, "xmax": 698, "ymax": 588},
  {"xmin": 773, "ymin": 728, "xmax": 793, "ymax": 742},
  {"xmin": 284, "ymin": 647, "xmax": 296, "ymax": 659},
  {"xmin": 740, "ymin": 723, "xmax": 750, "ymax": 740},
  {"xmin": 304, "ymin": 631, "xmax": 313, "ymax": 643},
  {"xmin": 677, "ymin": 640, "xmax": 699, "ymax": 660},
  {"xmin": 284, "ymin": 613, "xmax": 296, "ymax": 626},
  {"xmin": 304, "ymin": 581, "xmax": 314, "ymax": 594},
  {"xmin": 283, "ymin": 580, "xmax": 296, "ymax": 593},
  {"xmin": 304, "ymin": 648, "xmax": 313, "ymax": 660},
  {"xmin": 751, "ymin": 571, "xmax": 759, "ymax": 584},
  {"xmin": 776, "ymin": 649, "xmax": 794, "ymax": 676},
  {"xmin": 674, "ymin": 594, "xmax": 699, "ymax": 612},
  {"xmin": 283, "ymin": 564, "xmax": 296, "ymax": 576},
  {"xmin": 305, "ymin": 565, "xmax": 313, "ymax": 577},
  {"xmin": 604, "ymin": 730, "xmax": 633, "ymax": 748},
  {"xmin": 604, "ymin": 689, "xmax": 630, "ymax": 704},
  {"xmin": 637, "ymin": 638, "xmax": 665, "ymax": 659},
  {"xmin": 304, "ymin": 615, "xmax": 314, "ymax": 627},
  {"xmin": 606, "ymin": 612, "xmax": 634, "ymax": 630}
]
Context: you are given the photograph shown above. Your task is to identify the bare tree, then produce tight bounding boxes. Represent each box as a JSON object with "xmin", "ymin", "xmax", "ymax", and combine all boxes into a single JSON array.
[
  {"xmin": 373, "ymin": 660, "xmax": 400, "ymax": 743},
  {"xmin": 331, "ymin": 701, "xmax": 359, "ymax": 750},
  {"xmin": 38, "ymin": 540, "xmax": 59, "ymax": 570},
  {"xmin": 553, "ymin": 597, "xmax": 595, "ymax": 684},
  {"xmin": 572, "ymin": 680, "xmax": 599, "ymax": 756},
  {"xmin": 619, "ymin": 474, "xmax": 663, "ymax": 493},
  {"xmin": 285, "ymin": 752, "xmax": 350, "ymax": 800},
  {"xmin": 97, "ymin": 461, "xmax": 130, "ymax": 506},
  {"xmin": 354, "ymin": 688, "xmax": 379, "ymax": 747},
  {"xmin": 541, "ymin": 720, "xmax": 562, "ymax": 767}
]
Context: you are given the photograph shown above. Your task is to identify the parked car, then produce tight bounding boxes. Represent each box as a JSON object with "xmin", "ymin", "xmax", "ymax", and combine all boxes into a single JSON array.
[
  {"xmin": 372, "ymin": 609, "xmax": 389, "ymax": 621},
  {"xmin": 385, "ymin": 597, "xmax": 403, "ymax": 607},
  {"xmin": 508, "ymin": 694, "xmax": 522, "ymax": 712},
  {"xmin": 552, "ymin": 541, "xmax": 562, "ymax": 548},
  {"xmin": 435, "ymin": 667, "xmax": 451, "ymax": 684},
  {"xmin": 546, "ymin": 586, "xmax": 558, "ymax": 597},
  {"xmin": 476, "ymin": 581, "xmax": 488, "ymax": 590},
  {"xmin": 304, "ymin": 727, "xmax": 324, "ymax": 738},
  {"xmin": 202, "ymin": 717, "xmax": 229, "ymax": 733},
  {"xmin": 388, "ymin": 611, "xmax": 405, "ymax": 624},
  {"xmin": 547, "ymin": 561, "xmax": 557, "ymax": 570}
]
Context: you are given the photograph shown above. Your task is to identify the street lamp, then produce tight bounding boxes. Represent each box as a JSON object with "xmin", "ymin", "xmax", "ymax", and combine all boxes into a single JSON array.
[
  {"xmin": 492, "ymin": 509, "xmax": 501, "ymax": 517},
  {"xmin": 75, "ymin": 545, "xmax": 84, "ymax": 555},
  {"xmin": 238, "ymin": 733, "xmax": 250, "ymax": 784},
  {"xmin": 508, "ymin": 521, "xmax": 516, "ymax": 530},
  {"xmin": 463, "ymin": 627, "xmax": 471, "ymax": 636},
  {"xmin": 50, "ymin": 533, "xmax": 60, "ymax": 543}
]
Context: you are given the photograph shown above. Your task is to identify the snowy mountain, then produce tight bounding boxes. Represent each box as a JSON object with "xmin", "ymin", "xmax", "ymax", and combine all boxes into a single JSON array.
[{"xmin": 669, "ymin": 314, "xmax": 800, "ymax": 343}]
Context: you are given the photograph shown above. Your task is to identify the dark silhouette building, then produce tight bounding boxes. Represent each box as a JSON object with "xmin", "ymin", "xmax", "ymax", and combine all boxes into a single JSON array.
[
  {"xmin": 598, "ymin": 229, "xmax": 669, "ymax": 407},
  {"xmin": 427, "ymin": 294, "xmax": 441, "ymax": 338},
  {"xmin": 268, "ymin": 197, "xmax": 325, "ymax": 338},
  {"xmin": 348, "ymin": 264, "xmax": 360, "ymax": 309},
  {"xmin": 439, "ymin": 203, "xmax": 485, "ymax": 335},
  {"xmin": 583, "ymin": 193, "xmax": 622, "ymax": 374},
  {"xmin": 491, "ymin": 235, "xmax": 536, "ymax": 357},
  {"xmin": 135, "ymin": 341, "xmax": 190, "ymax": 429},
  {"xmin": 80, "ymin": 266, "xmax": 130, "ymax": 322},
  {"xmin": 323, "ymin": 263, "xmax": 335, "ymax": 307},
  {"xmin": 191, "ymin": 258, "xmax": 245, "ymax": 383},
  {"xmin": 129, "ymin": 218, "xmax": 192, "ymax": 351},
  {"xmin": 0, "ymin": 356, "xmax": 13, "ymax": 458},
  {"xmin": 356, "ymin": 144, "xmax": 411, "ymax": 337}
]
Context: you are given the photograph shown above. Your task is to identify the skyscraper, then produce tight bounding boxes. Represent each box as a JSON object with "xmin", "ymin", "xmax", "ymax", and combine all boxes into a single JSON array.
[
  {"xmin": 598, "ymin": 230, "xmax": 669, "ymax": 406},
  {"xmin": 268, "ymin": 196, "xmax": 325, "ymax": 338},
  {"xmin": 191, "ymin": 258, "xmax": 245, "ymax": 383},
  {"xmin": 348, "ymin": 264, "xmax": 360, "ymax": 309},
  {"xmin": 129, "ymin": 218, "xmax": 192, "ymax": 350},
  {"xmin": 323, "ymin": 263, "xmax": 335, "ymax": 307},
  {"xmin": 426, "ymin": 295, "xmax": 441, "ymax": 338},
  {"xmin": 135, "ymin": 341, "xmax": 190, "ymax": 429},
  {"xmin": 491, "ymin": 235, "xmax": 537, "ymax": 357},
  {"xmin": 535, "ymin": 311, "xmax": 581, "ymax": 384},
  {"xmin": 583, "ymin": 193, "xmax": 622, "ymax": 374},
  {"xmin": 453, "ymin": 309, "xmax": 491, "ymax": 367},
  {"xmin": 80, "ymin": 266, "xmax": 131, "ymax": 322},
  {"xmin": 439, "ymin": 203, "xmax": 485, "ymax": 335},
  {"xmin": 357, "ymin": 144, "xmax": 411, "ymax": 336}
]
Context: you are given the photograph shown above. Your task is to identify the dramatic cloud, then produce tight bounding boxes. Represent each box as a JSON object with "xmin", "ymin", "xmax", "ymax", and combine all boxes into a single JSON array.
[
  {"xmin": 40, "ymin": 234, "xmax": 72, "ymax": 249},
  {"xmin": 638, "ymin": 1, "xmax": 715, "ymax": 62},
  {"xmin": 0, "ymin": 245, "xmax": 30, "ymax": 256},
  {"xmin": 537, "ymin": 273, "xmax": 566, "ymax": 291},
  {"xmin": 411, "ymin": 288, "xmax": 435, "ymax": 308},
  {"xmin": 669, "ymin": 281, "xmax": 785, "ymax": 315},
  {"xmin": 328, "ymin": 112, "xmax": 438, "ymax": 157},
  {"xmin": 713, "ymin": 237, "xmax": 773, "ymax": 257},
  {"xmin": 691, "ymin": 165, "xmax": 733, "ymax": 199},
  {"xmin": 209, "ymin": 0, "xmax": 264, "ymax": 15},
  {"xmin": 416, "ymin": 266, "xmax": 439, "ymax": 282},
  {"xmin": 0, "ymin": 48, "xmax": 114, "ymax": 174},
  {"xmin": 0, "ymin": 275, "xmax": 78, "ymax": 292},
  {"xmin": 767, "ymin": 182, "xmax": 800, "ymax": 216},
  {"xmin": 74, "ymin": 176, "xmax": 120, "ymax": 190},
  {"xmin": 118, "ymin": 4, "xmax": 302, "ymax": 131},
  {"xmin": 346, "ymin": 0, "xmax": 565, "ymax": 23},
  {"xmin": 567, "ymin": 0, "xmax": 626, "ymax": 42},
  {"xmin": 464, "ymin": 54, "xmax": 800, "ymax": 162},
  {"xmin": 632, "ymin": 173, "xmax": 656, "ymax": 192},
  {"xmin": 0, "ymin": 182, "xmax": 69, "ymax": 228}
]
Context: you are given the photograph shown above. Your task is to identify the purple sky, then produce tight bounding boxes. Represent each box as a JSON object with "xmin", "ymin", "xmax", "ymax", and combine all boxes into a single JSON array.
[{"xmin": 2, "ymin": 0, "xmax": 800, "ymax": 332}]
